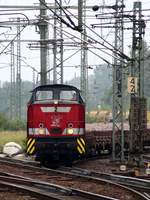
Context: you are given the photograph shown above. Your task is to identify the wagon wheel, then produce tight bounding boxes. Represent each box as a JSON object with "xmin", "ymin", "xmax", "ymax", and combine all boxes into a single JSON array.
[{"xmin": 115, "ymin": 143, "xmax": 121, "ymax": 157}]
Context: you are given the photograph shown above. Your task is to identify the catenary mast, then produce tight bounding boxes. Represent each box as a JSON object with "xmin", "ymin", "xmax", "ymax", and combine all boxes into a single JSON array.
[
  {"xmin": 79, "ymin": 0, "xmax": 88, "ymax": 102},
  {"xmin": 129, "ymin": 1, "xmax": 146, "ymax": 164},
  {"xmin": 39, "ymin": 0, "xmax": 48, "ymax": 85},
  {"xmin": 112, "ymin": 0, "xmax": 125, "ymax": 161},
  {"xmin": 53, "ymin": 0, "xmax": 63, "ymax": 84}
]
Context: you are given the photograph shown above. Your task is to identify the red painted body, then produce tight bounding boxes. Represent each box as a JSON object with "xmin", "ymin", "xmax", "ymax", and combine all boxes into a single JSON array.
[
  {"xmin": 26, "ymin": 84, "xmax": 86, "ymax": 164},
  {"xmin": 27, "ymin": 103, "xmax": 85, "ymax": 137}
]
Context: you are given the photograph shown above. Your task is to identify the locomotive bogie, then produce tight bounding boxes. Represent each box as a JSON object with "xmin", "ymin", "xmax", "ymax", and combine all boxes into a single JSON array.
[{"xmin": 27, "ymin": 136, "xmax": 86, "ymax": 164}]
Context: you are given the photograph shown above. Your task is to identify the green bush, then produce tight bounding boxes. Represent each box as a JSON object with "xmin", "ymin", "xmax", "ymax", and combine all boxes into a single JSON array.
[
  {"xmin": 0, "ymin": 113, "xmax": 26, "ymax": 131},
  {"xmin": 8, "ymin": 119, "xmax": 26, "ymax": 131}
]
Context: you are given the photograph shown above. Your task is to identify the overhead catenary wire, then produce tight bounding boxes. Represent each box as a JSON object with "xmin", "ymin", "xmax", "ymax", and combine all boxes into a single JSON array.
[
  {"xmin": 91, "ymin": 19, "xmax": 150, "ymax": 26},
  {"xmin": 0, "ymin": 1, "xmax": 144, "ymax": 70},
  {"xmin": 0, "ymin": 12, "xmax": 30, "ymax": 24},
  {"xmin": 0, "ymin": 0, "xmax": 149, "ymax": 87},
  {"xmin": 56, "ymin": 1, "xmax": 130, "ymax": 58},
  {"xmin": 0, "ymin": 1, "xmax": 148, "ymax": 76},
  {"xmin": 47, "ymin": 20, "xmax": 128, "ymax": 65},
  {"xmin": 23, "ymin": 0, "xmax": 148, "ymax": 62},
  {"xmin": 88, "ymin": 48, "xmax": 111, "ymax": 66},
  {"xmin": 55, "ymin": 0, "xmax": 76, "ymax": 28},
  {"xmin": 0, "ymin": 25, "xmax": 27, "ymax": 55},
  {"xmin": 40, "ymin": 0, "xmax": 131, "ymax": 61},
  {"xmin": 46, "ymin": 48, "xmax": 81, "ymax": 74},
  {"xmin": 39, "ymin": 0, "xmax": 78, "ymax": 31},
  {"xmin": 0, "ymin": 3, "xmax": 150, "ymax": 13},
  {"xmin": 95, "ymin": 7, "xmax": 150, "ymax": 17},
  {"xmin": 44, "ymin": 17, "xmax": 130, "ymax": 64},
  {"xmin": 63, "ymin": 7, "xmax": 131, "ymax": 61}
]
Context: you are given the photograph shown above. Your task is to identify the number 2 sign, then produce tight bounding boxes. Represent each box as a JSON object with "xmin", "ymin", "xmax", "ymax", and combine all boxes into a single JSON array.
[{"xmin": 127, "ymin": 77, "xmax": 137, "ymax": 94}]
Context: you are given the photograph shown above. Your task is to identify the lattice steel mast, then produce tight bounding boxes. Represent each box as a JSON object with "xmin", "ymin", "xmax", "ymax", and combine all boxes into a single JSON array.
[
  {"xmin": 16, "ymin": 17, "xmax": 22, "ymax": 119},
  {"xmin": 79, "ymin": 0, "xmax": 88, "ymax": 102},
  {"xmin": 129, "ymin": 1, "xmax": 146, "ymax": 161},
  {"xmin": 53, "ymin": 0, "xmax": 63, "ymax": 84},
  {"xmin": 112, "ymin": 0, "xmax": 125, "ymax": 161},
  {"xmin": 10, "ymin": 41, "xmax": 16, "ymax": 119}
]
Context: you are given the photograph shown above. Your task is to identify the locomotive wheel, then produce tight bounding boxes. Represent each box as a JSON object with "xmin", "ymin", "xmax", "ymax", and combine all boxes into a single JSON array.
[
  {"xmin": 96, "ymin": 144, "xmax": 102, "ymax": 155},
  {"xmin": 124, "ymin": 142, "xmax": 129, "ymax": 150},
  {"xmin": 65, "ymin": 161, "xmax": 73, "ymax": 167},
  {"xmin": 115, "ymin": 143, "xmax": 121, "ymax": 156},
  {"xmin": 64, "ymin": 154, "xmax": 73, "ymax": 167},
  {"xmin": 43, "ymin": 160, "xmax": 59, "ymax": 168},
  {"xmin": 105, "ymin": 143, "xmax": 112, "ymax": 154}
]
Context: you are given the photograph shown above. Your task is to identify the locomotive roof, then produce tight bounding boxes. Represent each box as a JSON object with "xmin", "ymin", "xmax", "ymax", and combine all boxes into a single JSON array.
[
  {"xmin": 29, "ymin": 84, "xmax": 84, "ymax": 104},
  {"xmin": 32, "ymin": 84, "xmax": 80, "ymax": 92}
]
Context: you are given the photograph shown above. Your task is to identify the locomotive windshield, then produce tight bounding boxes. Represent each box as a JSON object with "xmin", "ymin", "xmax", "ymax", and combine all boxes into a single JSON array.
[
  {"xmin": 60, "ymin": 90, "xmax": 77, "ymax": 101},
  {"xmin": 29, "ymin": 84, "xmax": 84, "ymax": 104},
  {"xmin": 36, "ymin": 90, "xmax": 53, "ymax": 101}
]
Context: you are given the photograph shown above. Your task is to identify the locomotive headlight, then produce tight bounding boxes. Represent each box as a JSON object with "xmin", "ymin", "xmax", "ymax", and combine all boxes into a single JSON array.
[
  {"xmin": 38, "ymin": 128, "xmax": 45, "ymax": 135},
  {"xmin": 54, "ymin": 100, "xmax": 58, "ymax": 104},
  {"xmin": 67, "ymin": 128, "xmax": 74, "ymax": 134}
]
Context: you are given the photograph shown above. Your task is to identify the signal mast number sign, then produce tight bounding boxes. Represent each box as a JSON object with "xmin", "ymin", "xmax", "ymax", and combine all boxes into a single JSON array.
[{"xmin": 127, "ymin": 77, "xmax": 137, "ymax": 94}]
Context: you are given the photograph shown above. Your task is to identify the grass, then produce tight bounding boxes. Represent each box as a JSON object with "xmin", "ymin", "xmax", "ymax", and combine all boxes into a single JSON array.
[{"xmin": 0, "ymin": 131, "xmax": 26, "ymax": 152}]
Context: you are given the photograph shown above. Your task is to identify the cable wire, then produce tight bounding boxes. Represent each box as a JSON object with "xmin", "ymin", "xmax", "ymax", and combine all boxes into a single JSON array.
[
  {"xmin": 61, "ymin": 4, "xmax": 131, "ymax": 60},
  {"xmin": 48, "ymin": 20, "xmax": 128, "ymax": 65},
  {"xmin": 0, "ymin": 25, "xmax": 27, "ymax": 55},
  {"xmin": 46, "ymin": 49, "xmax": 81, "ymax": 73},
  {"xmin": 41, "ymin": 0, "xmax": 131, "ymax": 61}
]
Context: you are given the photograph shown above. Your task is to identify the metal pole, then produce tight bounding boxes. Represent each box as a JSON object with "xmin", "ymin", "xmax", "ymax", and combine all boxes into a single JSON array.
[
  {"xmin": 10, "ymin": 42, "xmax": 15, "ymax": 119},
  {"xmin": 80, "ymin": 0, "xmax": 88, "ymax": 102},
  {"xmin": 39, "ymin": 0, "xmax": 48, "ymax": 85},
  {"xmin": 16, "ymin": 17, "xmax": 21, "ymax": 119}
]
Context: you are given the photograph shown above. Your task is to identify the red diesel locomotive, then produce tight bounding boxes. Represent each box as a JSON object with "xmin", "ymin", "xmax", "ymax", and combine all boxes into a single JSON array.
[{"xmin": 26, "ymin": 84, "xmax": 86, "ymax": 164}]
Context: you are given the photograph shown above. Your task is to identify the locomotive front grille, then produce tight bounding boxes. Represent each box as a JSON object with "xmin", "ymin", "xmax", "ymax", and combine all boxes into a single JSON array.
[{"xmin": 51, "ymin": 127, "xmax": 62, "ymax": 134}]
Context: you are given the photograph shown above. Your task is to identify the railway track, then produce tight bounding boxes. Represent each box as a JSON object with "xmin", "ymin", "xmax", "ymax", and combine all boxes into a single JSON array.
[
  {"xmin": 60, "ymin": 166, "xmax": 150, "ymax": 198},
  {"xmin": 0, "ymin": 172, "xmax": 118, "ymax": 200},
  {"xmin": 0, "ymin": 156, "xmax": 148, "ymax": 200}
]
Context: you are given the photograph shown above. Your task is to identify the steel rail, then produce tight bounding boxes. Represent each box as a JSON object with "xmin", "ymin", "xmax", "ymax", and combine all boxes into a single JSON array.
[
  {"xmin": 0, "ymin": 156, "xmax": 148, "ymax": 200},
  {"xmin": 69, "ymin": 167, "xmax": 150, "ymax": 190},
  {"xmin": 61, "ymin": 166, "xmax": 150, "ymax": 198},
  {"xmin": 0, "ymin": 173, "xmax": 118, "ymax": 200},
  {"xmin": 0, "ymin": 180, "xmax": 65, "ymax": 200}
]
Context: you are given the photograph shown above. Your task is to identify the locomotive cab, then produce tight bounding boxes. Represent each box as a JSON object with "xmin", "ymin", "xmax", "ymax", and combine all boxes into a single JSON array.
[{"xmin": 27, "ymin": 84, "xmax": 86, "ymax": 165}]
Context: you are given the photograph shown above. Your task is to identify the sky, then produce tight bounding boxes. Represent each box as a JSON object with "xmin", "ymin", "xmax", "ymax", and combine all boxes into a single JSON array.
[{"xmin": 0, "ymin": 0, "xmax": 149, "ymax": 84}]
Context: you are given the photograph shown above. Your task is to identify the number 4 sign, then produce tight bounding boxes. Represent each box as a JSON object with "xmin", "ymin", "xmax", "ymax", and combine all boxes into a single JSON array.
[{"xmin": 127, "ymin": 77, "xmax": 138, "ymax": 94}]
